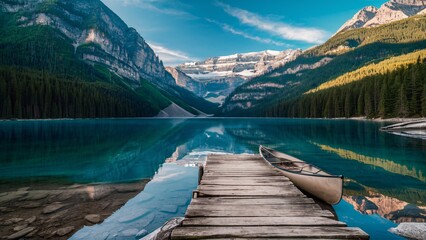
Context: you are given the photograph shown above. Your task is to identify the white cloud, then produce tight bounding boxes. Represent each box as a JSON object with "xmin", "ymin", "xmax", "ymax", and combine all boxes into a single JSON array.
[
  {"xmin": 107, "ymin": 0, "xmax": 190, "ymax": 16},
  {"xmin": 206, "ymin": 19, "xmax": 290, "ymax": 47},
  {"xmin": 149, "ymin": 43, "xmax": 196, "ymax": 66},
  {"xmin": 216, "ymin": 2, "xmax": 328, "ymax": 44}
]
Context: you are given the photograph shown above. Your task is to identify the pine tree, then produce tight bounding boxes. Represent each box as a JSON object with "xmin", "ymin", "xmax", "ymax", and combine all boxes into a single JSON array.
[
  {"xmin": 344, "ymin": 91, "xmax": 353, "ymax": 118},
  {"xmin": 357, "ymin": 88, "xmax": 365, "ymax": 116},
  {"xmin": 422, "ymin": 84, "xmax": 426, "ymax": 117}
]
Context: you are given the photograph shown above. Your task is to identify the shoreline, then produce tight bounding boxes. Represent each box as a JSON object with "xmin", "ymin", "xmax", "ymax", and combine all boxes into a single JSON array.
[
  {"xmin": 347, "ymin": 117, "xmax": 426, "ymax": 123},
  {"xmin": 0, "ymin": 117, "xmax": 425, "ymax": 122}
]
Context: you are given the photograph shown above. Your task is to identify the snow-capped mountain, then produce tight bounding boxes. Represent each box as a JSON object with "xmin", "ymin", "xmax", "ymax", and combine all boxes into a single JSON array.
[
  {"xmin": 174, "ymin": 49, "xmax": 302, "ymax": 104},
  {"xmin": 178, "ymin": 50, "xmax": 301, "ymax": 80},
  {"xmin": 337, "ymin": 0, "xmax": 426, "ymax": 33},
  {"xmin": 337, "ymin": 6, "xmax": 379, "ymax": 33}
]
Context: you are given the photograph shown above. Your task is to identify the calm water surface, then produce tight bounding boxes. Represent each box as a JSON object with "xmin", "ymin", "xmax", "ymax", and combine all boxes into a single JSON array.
[{"xmin": 1, "ymin": 118, "xmax": 425, "ymax": 239}]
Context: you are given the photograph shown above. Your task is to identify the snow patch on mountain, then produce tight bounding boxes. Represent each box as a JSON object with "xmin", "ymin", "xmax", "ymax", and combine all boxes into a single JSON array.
[
  {"xmin": 174, "ymin": 49, "xmax": 302, "ymax": 104},
  {"xmin": 271, "ymin": 57, "xmax": 333, "ymax": 77},
  {"xmin": 337, "ymin": 0, "xmax": 426, "ymax": 34},
  {"xmin": 337, "ymin": 6, "xmax": 379, "ymax": 33},
  {"xmin": 178, "ymin": 49, "xmax": 301, "ymax": 80}
]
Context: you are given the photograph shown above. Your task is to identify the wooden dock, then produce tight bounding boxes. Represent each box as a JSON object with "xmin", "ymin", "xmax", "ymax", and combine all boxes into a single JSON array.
[{"xmin": 171, "ymin": 154, "xmax": 369, "ymax": 239}]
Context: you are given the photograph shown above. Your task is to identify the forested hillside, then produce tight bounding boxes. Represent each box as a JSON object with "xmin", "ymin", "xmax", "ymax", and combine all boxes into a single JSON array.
[
  {"xmin": 222, "ymin": 14, "xmax": 426, "ymax": 117},
  {"xmin": 307, "ymin": 14, "xmax": 426, "ymax": 56},
  {"xmin": 307, "ymin": 50, "xmax": 426, "ymax": 93},
  {"xmin": 266, "ymin": 56, "xmax": 426, "ymax": 118},
  {"xmin": 0, "ymin": 0, "xmax": 217, "ymax": 119},
  {"xmin": 0, "ymin": 22, "xmax": 170, "ymax": 118},
  {"xmin": 0, "ymin": 67, "xmax": 170, "ymax": 118}
]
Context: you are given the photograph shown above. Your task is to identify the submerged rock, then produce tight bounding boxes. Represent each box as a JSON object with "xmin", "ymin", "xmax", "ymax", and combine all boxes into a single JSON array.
[
  {"xmin": 0, "ymin": 190, "xmax": 28, "ymax": 204},
  {"xmin": 114, "ymin": 184, "xmax": 142, "ymax": 193},
  {"xmin": 85, "ymin": 214, "xmax": 101, "ymax": 224},
  {"xmin": 25, "ymin": 216, "xmax": 37, "ymax": 224},
  {"xmin": 389, "ymin": 222, "xmax": 426, "ymax": 240},
  {"xmin": 42, "ymin": 202, "xmax": 67, "ymax": 214},
  {"xmin": 13, "ymin": 224, "xmax": 28, "ymax": 232},
  {"xmin": 2, "ymin": 218, "xmax": 23, "ymax": 226},
  {"xmin": 21, "ymin": 202, "xmax": 42, "ymax": 209},
  {"xmin": 56, "ymin": 226, "xmax": 75, "ymax": 236},
  {"xmin": 22, "ymin": 190, "xmax": 50, "ymax": 201},
  {"xmin": 91, "ymin": 185, "xmax": 114, "ymax": 200},
  {"xmin": 7, "ymin": 227, "xmax": 35, "ymax": 239},
  {"xmin": 26, "ymin": 229, "xmax": 38, "ymax": 237},
  {"xmin": 24, "ymin": 190, "xmax": 50, "ymax": 200},
  {"xmin": 56, "ymin": 190, "xmax": 76, "ymax": 201},
  {"xmin": 37, "ymin": 229, "xmax": 58, "ymax": 238}
]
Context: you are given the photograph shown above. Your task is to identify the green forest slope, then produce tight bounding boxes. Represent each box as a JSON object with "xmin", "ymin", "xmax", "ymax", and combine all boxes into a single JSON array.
[
  {"xmin": 0, "ymin": 8, "xmax": 216, "ymax": 119},
  {"xmin": 222, "ymin": 14, "xmax": 426, "ymax": 117},
  {"xmin": 266, "ymin": 53, "xmax": 426, "ymax": 118}
]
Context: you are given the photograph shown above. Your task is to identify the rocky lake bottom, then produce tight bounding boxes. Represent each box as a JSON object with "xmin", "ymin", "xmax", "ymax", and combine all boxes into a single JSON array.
[{"xmin": 0, "ymin": 179, "xmax": 149, "ymax": 239}]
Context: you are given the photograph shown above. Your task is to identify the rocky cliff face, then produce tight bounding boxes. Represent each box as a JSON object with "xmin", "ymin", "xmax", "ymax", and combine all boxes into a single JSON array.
[
  {"xmin": 178, "ymin": 50, "xmax": 301, "ymax": 80},
  {"xmin": 222, "ymin": 55, "xmax": 332, "ymax": 113},
  {"xmin": 337, "ymin": 0, "xmax": 426, "ymax": 33},
  {"xmin": 165, "ymin": 67, "xmax": 204, "ymax": 96},
  {"xmin": 337, "ymin": 6, "xmax": 379, "ymax": 33},
  {"xmin": 1, "ymin": 0, "xmax": 174, "ymax": 86},
  {"xmin": 175, "ymin": 49, "xmax": 301, "ymax": 104}
]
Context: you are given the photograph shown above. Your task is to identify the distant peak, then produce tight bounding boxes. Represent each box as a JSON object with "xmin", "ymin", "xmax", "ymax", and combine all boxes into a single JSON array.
[
  {"xmin": 362, "ymin": 6, "xmax": 379, "ymax": 13},
  {"xmin": 336, "ymin": 0, "xmax": 426, "ymax": 34},
  {"xmin": 389, "ymin": 0, "xmax": 426, "ymax": 6},
  {"xmin": 336, "ymin": 6, "xmax": 378, "ymax": 33}
]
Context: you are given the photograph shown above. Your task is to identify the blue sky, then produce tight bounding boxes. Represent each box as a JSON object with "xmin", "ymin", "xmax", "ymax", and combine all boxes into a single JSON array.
[{"xmin": 102, "ymin": 0, "xmax": 388, "ymax": 66}]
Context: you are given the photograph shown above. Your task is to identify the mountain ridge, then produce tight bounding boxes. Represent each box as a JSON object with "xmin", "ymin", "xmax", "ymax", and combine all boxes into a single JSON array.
[
  {"xmin": 221, "ymin": 12, "xmax": 426, "ymax": 116},
  {"xmin": 174, "ymin": 49, "xmax": 301, "ymax": 104},
  {"xmin": 1, "ymin": 0, "xmax": 173, "ymax": 85},
  {"xmin": 0, "ymin": 0, "xmax": 217, "ymax": 118},
  {"xmin": 337, "ymin": 0, "xmax": 426, "ymax": 34}
]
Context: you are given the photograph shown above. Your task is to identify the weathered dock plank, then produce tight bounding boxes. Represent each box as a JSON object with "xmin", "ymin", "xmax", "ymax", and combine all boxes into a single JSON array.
[
  {"xmin": 185, "ymin": 209, "xmax": 335, "ymax": 218},
  {"xmin": 172, "ymin": 226, "xmax": 369, "ymax": 239},
  {"xmin": 181, "ymin": 216, "xmax": 347, "ymax": 227},
  {"xmin": 190, "ymin": 197, "xmax": 315, "ymax": 205},
  {"xmin": 171, "ymin": 154, "xmax": 369, "ymax": 239},
  {"xmin": 187, "ymin": 204, "xmax": 322, "ymax": 212}
]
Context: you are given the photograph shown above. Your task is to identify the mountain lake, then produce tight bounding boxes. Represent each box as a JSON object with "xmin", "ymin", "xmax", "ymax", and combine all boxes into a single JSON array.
[{"xmin": 0, "ymin": 118, "xmax": 425, "ymax": 239}]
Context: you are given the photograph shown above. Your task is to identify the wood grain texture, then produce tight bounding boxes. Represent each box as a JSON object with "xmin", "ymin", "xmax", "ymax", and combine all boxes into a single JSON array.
[
  {"xmin": 181, "ymin": 216, "xmax": 347, "ymax": 227},
  {"xmin": 171, "ymin": 154, "xmax": 369, "ymax": 239},
  {"xmin": 172, "ymin": 226, "xmax": 369, "ymax": 239}
]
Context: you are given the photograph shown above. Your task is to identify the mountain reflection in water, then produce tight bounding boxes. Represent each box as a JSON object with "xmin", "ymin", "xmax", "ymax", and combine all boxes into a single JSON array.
[{"xmin": 0, "ymin": 118, "xmax": 425, "ymax": 239}]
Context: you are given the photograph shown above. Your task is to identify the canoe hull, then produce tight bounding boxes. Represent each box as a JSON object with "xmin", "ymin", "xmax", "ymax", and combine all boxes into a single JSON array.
[
  {"xmin": 259, "ymin": 146, "xmax": 343, "ymax": 205},
  {"xmin": 274, "ymin": 168, "xmax": 342, "ymax": 205}
]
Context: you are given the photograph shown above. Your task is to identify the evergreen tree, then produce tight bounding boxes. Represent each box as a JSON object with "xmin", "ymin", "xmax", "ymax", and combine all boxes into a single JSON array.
[
  {"xmin": 422, "ymin": 84, "xmax": 426, "ymax": 117},
  {"xmin": 267, "ymin": 58, "xmax": 426, "ymax": 119}
]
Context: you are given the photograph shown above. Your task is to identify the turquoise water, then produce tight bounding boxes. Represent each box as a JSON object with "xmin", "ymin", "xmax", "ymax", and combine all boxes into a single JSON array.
[{"xmin": 1, "ymin": 118, "xmax": 425, "ymax": 239}]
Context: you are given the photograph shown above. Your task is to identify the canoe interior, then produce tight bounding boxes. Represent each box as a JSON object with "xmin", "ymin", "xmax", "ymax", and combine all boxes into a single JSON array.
[
  {"xmin": 259, "ymin": 145, "xmax": 343, "ymax": 205},
  {"xmin": 259, "ymin": 146, "xmax": 340, "ymax": 178}
]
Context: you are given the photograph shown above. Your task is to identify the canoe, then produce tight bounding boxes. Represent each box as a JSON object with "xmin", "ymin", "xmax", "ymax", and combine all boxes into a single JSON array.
[{"xmin": 259, "ymin": 145, "xmax": 343, "ymax": 205}]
